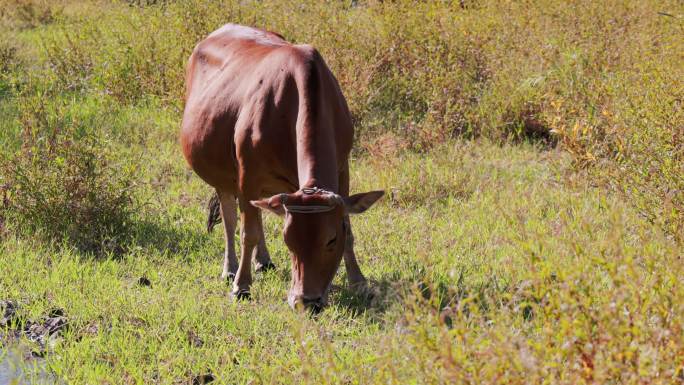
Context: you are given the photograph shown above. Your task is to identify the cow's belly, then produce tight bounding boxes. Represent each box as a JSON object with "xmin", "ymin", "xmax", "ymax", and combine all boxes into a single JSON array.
[
  {"xmin": 182, "ymin": 46, "xmax": 301, "ymax": 197},
  {"xmin": 181, "ymin": 97, "xmax": 297, "ymax": 197},
  {"xmin": 180, "ymin": 102, "xmax": 239, "ymax": 193}
]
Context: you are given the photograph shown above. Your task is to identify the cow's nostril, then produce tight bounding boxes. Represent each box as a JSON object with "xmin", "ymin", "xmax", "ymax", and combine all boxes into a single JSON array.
[{"xmin": 290, "ymin": 296, "xmax": 325, "ymax": 312}]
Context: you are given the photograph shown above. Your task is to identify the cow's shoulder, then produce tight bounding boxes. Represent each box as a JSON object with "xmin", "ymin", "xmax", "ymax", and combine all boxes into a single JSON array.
[
  {"xmin": 283, "ymin": 44, "xmax": 335, "ymax": 103},
  {"xmin": 287, "ymin": 44, "xmax": 324, "ymax": 75}
]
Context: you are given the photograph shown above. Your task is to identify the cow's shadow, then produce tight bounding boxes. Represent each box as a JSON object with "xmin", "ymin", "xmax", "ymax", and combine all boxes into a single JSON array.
[
  {"xmin": 329, "ymin": 278, "xmax": 398, "ymax": 318},
  {"xmin": 127, "ymin": 219, "xmax": 208, "ymax": 258},
  {"xmin": 267, "ymin": 264, "xmax": 398, "ymax": 317},
  {"xmin": 75, "ymin": 218, "xmax": 209, "ymax": 261}
]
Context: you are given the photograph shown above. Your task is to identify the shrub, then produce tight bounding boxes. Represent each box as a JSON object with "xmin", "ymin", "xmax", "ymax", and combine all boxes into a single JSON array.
[{"xmin": 0, "ymin": 93, "xmax": 138, "ymax": 256}]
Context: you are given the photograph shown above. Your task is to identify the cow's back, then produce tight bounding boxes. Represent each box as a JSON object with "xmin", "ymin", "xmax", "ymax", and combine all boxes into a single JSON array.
[{"xmin": 184, "ymin": 24, "xmax": 288, "ymax": 105}]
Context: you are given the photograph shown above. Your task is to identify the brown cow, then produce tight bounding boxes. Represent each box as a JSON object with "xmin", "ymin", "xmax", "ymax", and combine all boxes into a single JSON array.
[{"xmin": 180, "ymin": 24, "xmax": 384, "ymax": 311}]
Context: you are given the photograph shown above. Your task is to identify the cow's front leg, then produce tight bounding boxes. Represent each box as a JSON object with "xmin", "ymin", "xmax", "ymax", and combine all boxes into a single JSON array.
[
  {"xmin": 252, "ymin": 210, "xmax": 275, "ymax": 273},
  {"xmin": 339, "ymin": 167, "xmax": 372, "ymax": 297},
  {"xmin": 343, "ymin": 216, "xmax": 370, "ymax": 295},
  {"xmin": 232, "ymin": 202, "xmax": 260, "ymax": 299}
]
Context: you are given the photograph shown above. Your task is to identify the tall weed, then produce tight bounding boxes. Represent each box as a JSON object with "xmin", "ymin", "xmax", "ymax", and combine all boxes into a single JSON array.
[
  {"xmin": 0, "ymin": 92, "xmax": 138, "ymax": 256},
  {"xmin": 13, "ymin": 0, "xmax": 684, "ymax": 235}
]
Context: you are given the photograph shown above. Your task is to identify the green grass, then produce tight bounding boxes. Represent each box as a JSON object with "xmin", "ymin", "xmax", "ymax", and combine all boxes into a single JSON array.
[
  {"xmin": 2, "ymin": 140, "xmax": 682, "ymax": 383},
  {"xmin": 1, "ymin": 0, "xmax": 683, "ymax": 383}
]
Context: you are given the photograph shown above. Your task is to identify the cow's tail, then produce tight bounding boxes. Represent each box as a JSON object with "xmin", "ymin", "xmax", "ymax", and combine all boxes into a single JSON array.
[{"xmin": 206, "ymin": 190, "xmax": 221, "ymax": 233}]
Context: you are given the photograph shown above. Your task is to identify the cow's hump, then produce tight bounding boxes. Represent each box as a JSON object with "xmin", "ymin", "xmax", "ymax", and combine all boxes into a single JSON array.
[{"xmin": 207, "ymin": 23, "xmax": 288, "ymax": 47}]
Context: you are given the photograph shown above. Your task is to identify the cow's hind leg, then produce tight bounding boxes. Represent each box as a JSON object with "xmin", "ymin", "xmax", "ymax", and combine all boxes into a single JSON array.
[
  {"xmin": 252, "ymin": 211, "xmax": 275, "ymax": 273},
  {"xmin": 232, "ymin": 197, "xmax": 262, "ymax": 299},
  {"xmin": 218, "ymin": 191, "xmax": 239, "ymax": 281}
]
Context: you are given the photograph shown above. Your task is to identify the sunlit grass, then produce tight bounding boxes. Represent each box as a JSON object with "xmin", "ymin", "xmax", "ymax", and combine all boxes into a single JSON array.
[
  {"xmin": 1, "ymin": 0, "xmax": 682, "ymax": 383},
  {"xmin": 2, "ymin": 139, "xmax": 681, "ymax": 383}
]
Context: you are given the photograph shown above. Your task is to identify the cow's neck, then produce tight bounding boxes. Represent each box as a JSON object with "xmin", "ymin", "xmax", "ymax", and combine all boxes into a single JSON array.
[{"xmin": 295, "ymin": 118, "xmax": 338, "ymax": 192}]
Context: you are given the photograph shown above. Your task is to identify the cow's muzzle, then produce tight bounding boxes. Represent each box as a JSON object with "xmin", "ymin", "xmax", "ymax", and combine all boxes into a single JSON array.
[{"xmin": 289, "ymin": 295, "xmax": 325, "ymax": 314}]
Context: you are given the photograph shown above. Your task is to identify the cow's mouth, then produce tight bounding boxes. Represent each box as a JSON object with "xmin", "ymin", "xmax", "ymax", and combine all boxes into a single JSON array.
[{"xmin": 288, "ymin": 286, "xmax": 330, "ymax": 313}]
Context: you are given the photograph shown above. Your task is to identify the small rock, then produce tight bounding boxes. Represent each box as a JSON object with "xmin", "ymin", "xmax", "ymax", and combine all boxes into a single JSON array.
[
  {"xmin": 44, "ymin": 316, "xmax": 68, "ymax": 335},
  {"xmin": 24, "ymin": 312, "xmax": 68, "ymax": 350},
  {"xmin": 192, "ymin": 374, "xmax": 215, "ymax": 385},
  {"xmin": 0, "ymin": 299, "xmax": 18, "ymax": 327}
]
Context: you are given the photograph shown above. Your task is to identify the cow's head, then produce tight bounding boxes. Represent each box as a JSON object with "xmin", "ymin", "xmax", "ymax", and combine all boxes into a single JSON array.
[{"xmin": 251, "ymin": 187, "xmax": 383, "ymax": 312}]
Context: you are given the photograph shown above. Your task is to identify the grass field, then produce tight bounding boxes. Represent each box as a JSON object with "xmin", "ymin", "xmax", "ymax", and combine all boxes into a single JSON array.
[{"xmin": 1, "ymin": 0, "xmax": 683, "ymax": 384}]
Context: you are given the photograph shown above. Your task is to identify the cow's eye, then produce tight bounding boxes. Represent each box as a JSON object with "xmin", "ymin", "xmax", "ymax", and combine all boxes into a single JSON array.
[{"xmin": 326, "ymin": 236, "xmax": 337, "ymax": 248}]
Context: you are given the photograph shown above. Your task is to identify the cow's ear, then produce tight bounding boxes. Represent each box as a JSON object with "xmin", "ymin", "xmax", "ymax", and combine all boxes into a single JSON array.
[
  {"xmin": 251, "ymin": 196, "xmax": 286, "ymax": 216},
  {"xmin": 343, "ymin": 190, "xmax": 384, "ymax": 214}
]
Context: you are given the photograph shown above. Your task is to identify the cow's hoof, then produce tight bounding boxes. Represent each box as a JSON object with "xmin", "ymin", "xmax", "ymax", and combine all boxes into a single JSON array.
[
  {"xmin": 255, "ymin": 262, "xmax": 276, "ymax": 273},
  {"xmin": 221, "ymin": 272, "xmax": 236, "ymax": 283},
  {"xmin": 230, "ymin": 289, "xmax": 251, "ymax": 301}
]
